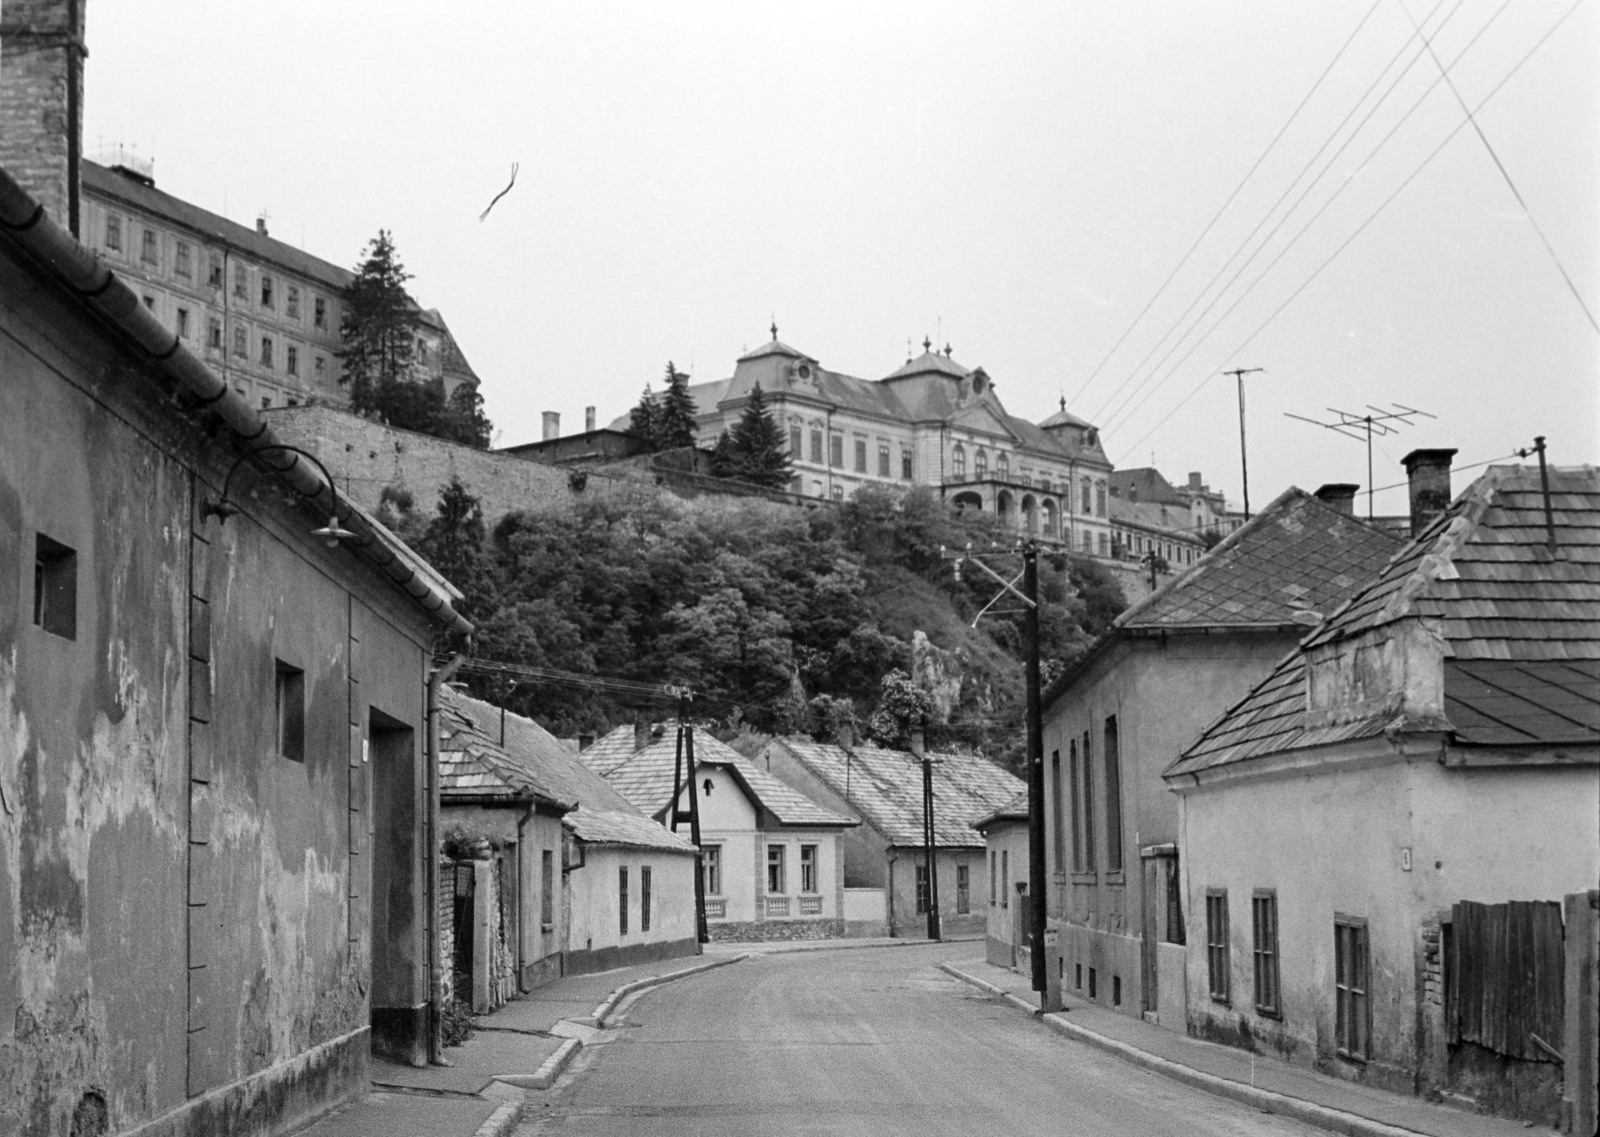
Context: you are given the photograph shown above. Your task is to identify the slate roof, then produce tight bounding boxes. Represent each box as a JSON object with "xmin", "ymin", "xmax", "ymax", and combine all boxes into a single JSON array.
[
  {"xmin": 972, "ymin": 789, "xmax": 1031, "ymax": 831},
  {"xmin": 444, "ymin": 694, "xmax": 694, "ymax": 853},
  {"xmin": 1119, "ymin": 487, "xmax": 1403, "ymax": 632},
  {"xmin": 578, "ymin": 724, "xmax": 660, "ymax": 776},
  {"xmin": 767, "ymin": 738, "xmax": 1025, "ymax": 848},
  {"xmin": 602, "ymin": 732, "xmax": 856, "ymax": 828},
  {"xmin": 1169, "ymin": 465, "xmax": 1600, "ymax": 775}
]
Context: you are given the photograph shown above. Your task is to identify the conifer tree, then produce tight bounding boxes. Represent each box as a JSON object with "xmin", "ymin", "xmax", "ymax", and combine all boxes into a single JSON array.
[
  {"xmin": 342, "ymin": 230, "xmax": 417, "ymax": 412},
  {"xmin": 716, "ymin": 382, "xmax": 793, "ymax": 488},
  {"xmin": 628, "ymin": 383, "xmax": 660, "ymax": 449},
  {"xmin": 656, "ymin": 363, "xmax": 699, "ymax": 450}
]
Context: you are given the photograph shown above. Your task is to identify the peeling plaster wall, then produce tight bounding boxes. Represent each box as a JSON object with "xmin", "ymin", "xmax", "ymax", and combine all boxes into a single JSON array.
[{"xmin": 2, "ymin": 247, "xmax": 433, "ymax": 1135}]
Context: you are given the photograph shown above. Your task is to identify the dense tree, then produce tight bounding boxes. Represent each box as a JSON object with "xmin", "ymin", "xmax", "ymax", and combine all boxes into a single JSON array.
[
  {"xmin": 711, "ymin": 382, "xmax": 793, "ymax": 489},
  {"xmin": 627, "ymin": 384, "xmax": 660, "ymax": 448},
  {"xmin": 342, "ymin": 230, "xmax": 494, "ymax": 449},
  {"xmin": 656, "ymin": 363, "xmax": 699, "ymax": 449}
]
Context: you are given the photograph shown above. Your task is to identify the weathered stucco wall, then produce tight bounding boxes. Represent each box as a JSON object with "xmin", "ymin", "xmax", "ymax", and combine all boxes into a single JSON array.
[
  {"xmin": 1176, "ymin": 750, "xmax": 1600, "ymax": 1091},
  {"xmin": 885, "ymin": 846, "xmax": 983, "ymax": 937},
  {"xmin": 565, "ymin": 846, "xmax": 696, "ymax": 970},
  {"xmin": 982, "ymin": 822, "xmax": 1030, "ymax": 953}
]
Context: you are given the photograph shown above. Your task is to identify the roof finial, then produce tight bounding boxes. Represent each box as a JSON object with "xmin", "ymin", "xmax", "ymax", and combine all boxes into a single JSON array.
[
  {"xmin": 770, "ymin": 317, "xmax": 778, "ymax": 342},
  {"xmin": 1060, "ymin": 395, "xmax": 1066, "ymax": 412},
  {"xmin": 944, "ymin": 343, "xmax": 952, "ymax": 358},
  {"xmin": 923, "ymin": 335, "xmax": 932, "ymax": 353}
]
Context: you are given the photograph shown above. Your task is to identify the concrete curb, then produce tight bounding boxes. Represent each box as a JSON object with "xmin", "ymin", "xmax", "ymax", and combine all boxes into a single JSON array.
[
  {"xmin": 940, "ymin": 964, "xmax": 1441, "ymax": 1137},
  {"xmin": 591, "ymin": 952, "xmax": 749, "ymax": 1027},
  {"xmin": 706, "ymin": 935, "xmax": 984, "ymax": 955},
  {"xmin": 470, "ymin": 1098, "xmax": 521, "ymax": 1137},
  {"xmin": 495, "ymin": 1036, "xmax": 584, "ymax": 1091}
]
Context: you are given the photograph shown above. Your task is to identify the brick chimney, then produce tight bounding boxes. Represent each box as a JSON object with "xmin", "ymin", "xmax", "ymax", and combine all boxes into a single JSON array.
[
  {"xmin": 1314, "ymin": 483, "xmax": 1359, "ymax": 516},
  {"xmin": 1402, "ymin": 449, "xmax": 1457, "ymax": 537},
  {"xmin": 542, "ymin": 411, "xmax": 560, "ymax": 441},
  {"xmin": 1188, "ymin": 472, "xmax": 1202, "ymax": 491},
  {"xmin": 585, "ymin": 406, "xmax": 596, "ymax": 432},
  {"xmin": 633, "ymin": 719, "xmax": 650, "ymax": 752},
  {"xmin": 0, "ymin": 0, "xmax": 88, "ymax": 236}
]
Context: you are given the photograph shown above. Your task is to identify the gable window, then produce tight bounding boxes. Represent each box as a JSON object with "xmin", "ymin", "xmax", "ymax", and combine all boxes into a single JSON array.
[
  {"xmin": 974, "ymin": 448, "xmax": 988, "ymax": 478},
  {"xmin": 1206, "ymin": 890, "xmax": 1230, "ymax": 1003},
  {"xmin": 800, "ymin": 845, "xmax": 818, "ymax": 893},
  {"xmin": 541, "ymin": 850, "xmax": 554, "ymax": 930},
  {"xmin": 313, "ymin": 296, "xmax": 327, "ymax": 329},
  {"xmin": 828, "ymin": 433, "xmax": 843, "ymax": 468},
  {"xmin": 208, "ymin": 254, "xmax": 223, "ymax": 289},
  {"xmin": 766, "ymin": 845, "xmax": 786, "ymax": 894},
  {"xmin": 286, "ymin": 285, "xmax": 300, "ymax": 320},
  {"xmin": 260, "ymin": 275, "xmax": 274, "ymax": 309},
  {"xmin": 32, "ymin": 534, "xmax": 77, "ymax": 640},
  {"xmin": 175, "ymin": 241, "xmax": 191, "ymax": 277},
  {"xmin": 854, "ymin": 438, "xmax": 867, "ymax": 473},
  {"xmin": 952, "ymin": 443, "xmax": 966, "ymax": 479},
  {"xmin": 141, "ymin": 228, "xmax": 158, "ymax": 264},
  {"xmin": 1335, "ymin": 917, "xmax": 1370, "ymax": 1060},
  {"xmin": 275, "ymin": 661, "xmax": 305, "ymax": 762},
  {"xmin": 956, "ymin": 864, "xmax": 970, "ymax": 914},
  {"xmin": 1253, "ymin": 891, "xmax": 1281, "ymax": 1016},
  {"xmin": 878, "ymin": 441, "xmax": 890, "ymax": 477},
  {"xmin": 619, "ymin": 867, "xmax": 629, "ymax": 934},
  {"xmin": 915, "ymin": 863, "xmax": 931, "ymax": 914},
  {"xmin": 105, "ymin": 215, "xmax": 122, "ymax": 250},
  {"xmin": 901, "ymin": 449, "xmax": 912, "ymax": 480},
  {"xmin": 809, "ymin": 428, "xmax": 822, "ymax": 464},
  {"xmin": 789, "ymin": 424, "xmax": 802, "ymax": 455},
  {"xmin": 640, "ymin": 866, "xmax": 652, "ymax": 932},
  {"xmin": 703, "ymin": 844, "xmax": 722, "ymax": 896}
]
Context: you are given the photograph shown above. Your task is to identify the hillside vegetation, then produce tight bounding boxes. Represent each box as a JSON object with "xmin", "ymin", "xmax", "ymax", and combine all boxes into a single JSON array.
[{"xmin": 395, "ymin": 482, "xmax": 1126, "ymax": 772}]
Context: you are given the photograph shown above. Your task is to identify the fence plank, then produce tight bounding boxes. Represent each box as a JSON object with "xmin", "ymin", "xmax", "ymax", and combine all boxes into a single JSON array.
[{"xmin": 1448, "ymin": 898, "xmax": 1565, "ymax": 1062}]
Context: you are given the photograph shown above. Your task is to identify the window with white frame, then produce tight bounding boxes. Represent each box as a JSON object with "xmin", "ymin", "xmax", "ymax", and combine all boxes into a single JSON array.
[
  {"xmin": 767, "ymin": 845, "xmax": 786, "ymax": 894},
  {"xmin": 800, "ymin": 845, "xmax": 817, "ymax": 893}
]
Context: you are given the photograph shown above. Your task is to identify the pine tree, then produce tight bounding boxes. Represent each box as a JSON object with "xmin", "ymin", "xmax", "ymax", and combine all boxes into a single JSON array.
[
  {"xmin": 656, "ymin": 362, "xmax": 699, "ymax": 450},
  {"xmin": 342, "ymin": 230, "xmax": 418, "ymax": 412},
  {"xmin": 628, "ymin": 384, "xmax": 660, "ymax": 449},
  {"xmin": 717, "ymin": 382, "xmax": 794, "ymax": 489}
]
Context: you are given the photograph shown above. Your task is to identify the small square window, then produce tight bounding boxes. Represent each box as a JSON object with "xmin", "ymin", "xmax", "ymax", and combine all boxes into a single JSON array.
[
  {"xmin": 261, "ymin": 396, "xmax": 271, "ymax": 409},
  {"xmin": 275, "ymin": 661, "xmax": 305, "ymax": 762},
  {"xmin": 32, "ymin": 534, "xmax": 77, "ymax": 640},
  {"xmin": 141, "ymin": 295, "xmax": 155, "ymax": 310}
]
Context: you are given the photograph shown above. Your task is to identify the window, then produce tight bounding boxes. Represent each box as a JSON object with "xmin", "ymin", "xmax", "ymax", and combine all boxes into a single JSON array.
[
  {"xmin": 915, "ymin": 863, "xmax": 931, "ymax": 914},
  {"xmin": 275, "ymin": 661, "xmax": 305, "ymax": 762},
  {"xmin": 789, "ymin": 424, "xmax": 802, "ymax": 455},
  {"xmin": 1081, "ymin": 477, "xmax": 1092, "ymax": 514},
  {"xmin": 260, "ymin": 275, "xmax": 274, "ymax": 309},
  {"xmin": 1051, "ymin": 749, "xmax": 1067, "ymax": 875},
  {"xmin": 286, "ymin": 345, "xmax": 298, "ymax": 376},
  {"xmin": 313, "ymin": 296, "xmax": 327, "ymax": 329},
  {"xmin": 1068, "ymin": 740, "xmax": 1083, "ymax": 871},
  {"xmin": 1098, "ymin": 532, "xmax": 1110, "ymax": 557},
  {"xmin": 32, "ymin": 534, "xmax": 77, "ymax": 640},
  {"xmin": 1078, "ymin": 732, "xmax": 1097, "ymax": 872},
  {"xmin": 232, "ymin": 325, "xmax": 247, "ymax": 357},
  {"xmin": 830, "ymin": 485, "xmax": 843, "ymax": 502},
  {"xmin": 1253, "ymin": 892, "xmax": 1281, "ymax": 1016},
  {"xmin": 286, "ymin": 285, "xmax": 300, "ymax": 320},
  {"xmin": 800, "ymin": 845, "xmax": 817, "ymax": 893},
  {"xmin": 208, "ymin": 254, "xmax": 223, "ymax": 289},
  {"xmin": 952, "ymin": 443, "xmax": 966, "ymax": 479},
  {"xmin": 619, "ymin": 867, "xmax": 629, "ymax": 934},
  {"xmin": 142, "ymin": 294, "xmax": 155, "ymax": 311},
  {"xmin": 105, "ymin": 215, "xmax": 122, "ymax": 250},
  {"xmin": 878, "ymin": 442, "xmax": 890, "ymax": 477},
  {"xmin": 208, "ymin": 317, "xmax": 222, "ymax": 350},
  {"xmin": 974, "ymin": 449, "xmax": 988, "ymax": 478},
  {"xmin": 766, "ymin": 845, "xmax": 786, "ymax": 894},
  {"xmin": 703, "ymin": 845, "xmax": 722, "ymax": 895},
  {"xmin": 640, "ymin": 866, "xmax": 652, "ymax": 932},
  {"xmin": 829, "ymin": 434, "xmax": 842, "ymax": 468},
  {"xmin": 314, "ymin": 355, "xmax": 327, "ymax": 379},
  {"xmin": 989, "ymin": 850, "xmax": 997, "ymax": 906},
  {"xmin": 1335, "ymin": 917, "xmax": 1370, "ymax": 1060},
  {"xmin": 261, "ymin": 396, "xmax": 272, "ymax": 409},
  {"xmin": 176, "ymin": 308, "xmax": 190, "ymax": 339},
  {"xmin": 233, "ymin": 264, "xmax": 248, "ymax": 300},
  {"xmin": 141, "ymin": 228, "xmax": 158, "ymax": 264},
  {"xmin": 1096, "ymin": 481, "xmax": 1108, "ymax": 517},
  {"xmin": 175, "ymin": 241, "xmax": 191, "ymax": 278},
  {"xmin": 997, "ymin": 452, "xmax": 1009, "ymax": 479},
  {"xmin": 901, "ymin": 449, "xmax": 912, "ymax": 480},
  {"xmin": 810, "ymin": 428, "xmax": 822, "ymax": 464},
  {"xmin": 541, "ymin": 850, "xmax": 554, "ymax": 929},
  {"xmin": 853, "ymin": 438, "xmax": 867, "ymax": 473},
  {"xmin": 956, "ymin": 864, "xmax": 970, "ymax": 914},
  {"xmin": 1081, "ymin": 531, "xmax": 1093, "ymax": 554},
  {"xmin": 1103, "ymin": 717, "xmax": 1123, "ymax": 872},
  {"xmin": 1206, "ymin": 890, "xmax": 1230, "ymax": 1003},
  {"xmin": 260, "ymin": 336, "xmax": 274, "ymax": 368}
]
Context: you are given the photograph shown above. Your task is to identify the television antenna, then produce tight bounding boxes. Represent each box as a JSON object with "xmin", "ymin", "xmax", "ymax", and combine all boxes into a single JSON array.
[{"xmin": 1285, "ymin": 403, "xmax": 1435, "ymax": 519}]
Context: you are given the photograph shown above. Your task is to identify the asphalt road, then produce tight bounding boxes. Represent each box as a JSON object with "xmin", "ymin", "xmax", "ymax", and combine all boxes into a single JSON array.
[{"xmin": 519, "ymin": 943, "xmax": 1325, "ymax": 1137}]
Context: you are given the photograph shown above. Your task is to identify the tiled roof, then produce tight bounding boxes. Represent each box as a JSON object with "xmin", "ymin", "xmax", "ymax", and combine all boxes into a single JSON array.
[
  {"xmin": 1111, "ymin": 467, "xmax": 1187, "ymax": 507},
  {"xmin": 446, "ymin": 694, "xmax": 694, "ymax": 852},
  {"xmin": 603, "ymin": 732, "xmax": 856, "ymax": 827},
  {"xmin": 577, "ymin": 724, "xmax": 657, "ymax": 776},
  {"xmin": 883, "ymin": 350, "xmax": 971, "ymax": 381},
  {"xmin": 972, "ymin": 789, "xmax": 1031, "ymax": 831},
  {"xmin": 768, "ymin": 738, "xmax": 1025, "ymax": 848},
  {"xmin": 1169, "ymin": 465, "xmax": 1600, "ymax": 774},
  {"xmin": 1120, "ymin": 487, "xmax": 1403, "ymax": 632}
]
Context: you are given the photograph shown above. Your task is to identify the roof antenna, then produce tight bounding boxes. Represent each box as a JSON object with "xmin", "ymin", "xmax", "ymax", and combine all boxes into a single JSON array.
[{"xmin": 1518, "ymin": 436, "xmax": 1558, "ymax": 555}]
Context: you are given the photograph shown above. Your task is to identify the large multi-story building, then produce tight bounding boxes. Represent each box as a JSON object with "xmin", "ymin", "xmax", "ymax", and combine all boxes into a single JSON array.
[
  {"xmin": 80, "ymin": 154, "xmax": 480, "ymax": 411},
  {"xmin": 629, "ymin": 328, "xmax": 1117, "ymax": 551}
]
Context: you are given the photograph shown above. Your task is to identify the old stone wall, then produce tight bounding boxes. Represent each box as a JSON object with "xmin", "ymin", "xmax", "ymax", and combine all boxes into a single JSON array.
[{"xmin": 708, "ymin": 918, "xmax": 846, "ymax": 943}]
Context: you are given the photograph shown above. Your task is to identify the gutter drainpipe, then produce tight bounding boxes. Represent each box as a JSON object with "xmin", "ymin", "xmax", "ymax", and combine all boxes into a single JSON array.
[{"xmin": 427, "ymin": 652, "xmax": 466, "ymax": 1064}]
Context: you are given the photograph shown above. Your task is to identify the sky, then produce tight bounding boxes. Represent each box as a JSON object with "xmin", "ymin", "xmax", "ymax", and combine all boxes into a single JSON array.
[{"xmin": 84, "ymin": 0, "xmax": 1598, "ymax": 517}]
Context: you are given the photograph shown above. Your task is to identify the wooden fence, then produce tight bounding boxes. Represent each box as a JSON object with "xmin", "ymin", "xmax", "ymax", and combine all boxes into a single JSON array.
[{"xmin": 1447, "ymin": 899, "xmax": 1564, "ymax": 1062}]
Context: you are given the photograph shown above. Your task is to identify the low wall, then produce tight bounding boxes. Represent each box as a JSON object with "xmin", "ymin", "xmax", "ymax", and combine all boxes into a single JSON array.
[
  {"xmin": 843, "ymin": 888, "xmax": 886, "ymax": 937},
  {"xmin": 709, "ymin": 918, "xmax": 846, "ymax": 943},
  {"xmin": 562, "ymin": 935, "xmax": 700, "ymax": 977}
]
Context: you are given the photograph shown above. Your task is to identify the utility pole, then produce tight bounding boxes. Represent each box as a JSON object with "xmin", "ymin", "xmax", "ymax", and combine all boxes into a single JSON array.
[
  {"xmin": 911, "ymin": 729, "xmax": 940, "ymax": 941},
  {"xmin": 669, "ymin": 690, "xmax": 709, "ymax": 946},
  {"xmin": 1224, "ymin": 367, "xmax": 1264, "ymax": 521}
]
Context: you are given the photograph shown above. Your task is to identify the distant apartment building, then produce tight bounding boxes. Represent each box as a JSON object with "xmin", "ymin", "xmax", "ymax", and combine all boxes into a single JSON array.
[
  {"xmin": 615, "ymin": 329, "xmax": 1118, "ymax": 551},
  {"xmin": 80, "ymin": 154, "xmax": 480, "ymax": 411}
]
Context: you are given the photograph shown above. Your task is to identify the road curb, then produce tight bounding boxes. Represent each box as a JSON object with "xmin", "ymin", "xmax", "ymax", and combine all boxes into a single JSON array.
[
  {"xmin": 592, "ymin": 953, "xmax": 750, "ymax": 1027},
  {"xmin": 939, "ymin": 963, "xmax": 1439, "ymax": 1137},
  {"xmin": 470, "ymin": 1098, "xmax": 521, "ymax": 1137},
  {"xmin": 495, "ymin": 1036, "xmax": 584, "ymax": 1091}
]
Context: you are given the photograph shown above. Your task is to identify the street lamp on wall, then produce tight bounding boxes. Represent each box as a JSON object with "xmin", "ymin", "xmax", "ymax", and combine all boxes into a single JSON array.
[{"xmin": 201, "ymin": 443, "xmax": 356, "ymax": 547}]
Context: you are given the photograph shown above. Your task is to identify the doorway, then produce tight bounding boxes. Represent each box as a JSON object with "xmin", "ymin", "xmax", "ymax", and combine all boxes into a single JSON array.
[{"xmin": 368, "ymin": 711, "xmax": 420, "ymax": 1064}]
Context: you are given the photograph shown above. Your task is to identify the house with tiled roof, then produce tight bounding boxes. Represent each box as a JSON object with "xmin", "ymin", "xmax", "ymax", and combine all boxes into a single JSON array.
[
  {"xmin": 608, "ymin": 327, "xmax": 1116, "ymax": 551},
  {"xmin": 1041, "ymin": 483, "xmax": 1404, "ymax": 1028},
  {"xmin": 585, "ymin": 729, "xmax": 857, "ymax": 941},
  {"xmin": 758, "ymin": 736, "xmax": 1026, "ymax": 937},
  {"xmin": 972, "ymin": 792, "xmax": 1033, "ymax": 967},
  {"xmin": 440, "ymin": 693, "xmax": 700, "ymax": 990},
  {"xmin": 1163, "ymin": 462, "xmax": 1599, "ymax": 1124}
]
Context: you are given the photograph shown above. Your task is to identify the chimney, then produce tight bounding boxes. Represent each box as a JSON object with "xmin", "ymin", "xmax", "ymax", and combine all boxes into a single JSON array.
[
  {"xmin": 633, "ymin": 719, "xmax": 650, "ymax": 752},
  {"xmin": 255, "ymin": 216, "xmax": 268, "ymax": 236},
  {"xmin": 908, "ymin": 729, "xmax": 925, "ymax": 759},
  {"xmin": 577, "ymin": 733, "xmax": 594, "ymax": 752},
  {"xmin": 1314, "ymin": 483, "xmax": 1359, "ymax": 516},
  {"xmin": 836, "ymin": 720, "xmax": 854, "ymax": 751},
  {"xmin": 542, "ymin": 411, "xmax": 560, "ymax": 441},
  {"xmin": 585, "ymin": 406, "xmax": 596, "ymax": 432},
  {"xmin": 0, "ymin": 0, "xmax": 88, "ymax": 236},
  {"xmin": 1402, "ymin": 449, "xmax": 1457, "ymax": 537},
  {"xmin": 1188, "ymin": 472, "xmax": 1202, "ymax": 491}
]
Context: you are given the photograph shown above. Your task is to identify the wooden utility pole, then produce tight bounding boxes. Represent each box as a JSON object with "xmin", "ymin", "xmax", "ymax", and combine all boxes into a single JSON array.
[{"xmin": 1224, "ymin": 367, "xmax": 1264, "ymax": 521}]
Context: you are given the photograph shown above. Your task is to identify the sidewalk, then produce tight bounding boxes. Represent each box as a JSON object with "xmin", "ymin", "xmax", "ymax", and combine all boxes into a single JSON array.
[
  {"xmin": 942, "ymin": 957, "xmax": 1538, "ymax": 1137},
  {"xmin": 289, "ymin": 952, "xmax": 745, "ymax": 1137},
  {"xmin": 703, "ymin": 933, "xmax": 983, "ymax": 956}
]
